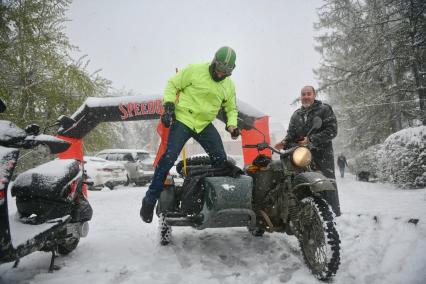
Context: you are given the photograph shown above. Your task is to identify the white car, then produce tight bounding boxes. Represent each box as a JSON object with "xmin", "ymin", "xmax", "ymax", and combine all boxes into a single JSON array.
[
  {"xmin": 83, "ymin": 156, "xmax": 128, "ymax": 190},
  {"xmin": 95, "ymin": 149, "xmax": 155, "ymax": 186}
]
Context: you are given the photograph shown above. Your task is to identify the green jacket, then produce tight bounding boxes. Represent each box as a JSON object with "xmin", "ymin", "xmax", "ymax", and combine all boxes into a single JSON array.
[{"xmin": 163, "ymin": 62, "xmax": 238, "ymax": 133}]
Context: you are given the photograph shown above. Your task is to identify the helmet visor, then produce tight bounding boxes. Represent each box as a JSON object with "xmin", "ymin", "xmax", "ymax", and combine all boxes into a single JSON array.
[{"xmin": 213, "ymin": 60, "xmax": 235, "ymax": 76}]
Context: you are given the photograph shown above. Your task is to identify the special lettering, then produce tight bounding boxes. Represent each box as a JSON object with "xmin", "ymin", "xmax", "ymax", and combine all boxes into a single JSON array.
[{"xmin": 119, "ymin": 100, "xmax": 163, "ymax": 120}]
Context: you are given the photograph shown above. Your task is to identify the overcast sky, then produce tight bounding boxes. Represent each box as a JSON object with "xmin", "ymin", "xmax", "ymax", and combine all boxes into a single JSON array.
[{"xmin": 65, "ymin": 0, "xmax": 324, "ymax": 127}]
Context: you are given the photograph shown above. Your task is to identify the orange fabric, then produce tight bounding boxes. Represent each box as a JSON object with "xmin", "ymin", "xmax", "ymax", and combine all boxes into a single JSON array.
[
  {"xmin": 56, "ymin": 136, "xmax": 84, "ymax": 161},
  {"xmin": 153, "ymin": 120, "xmax": 170, "ymax": 168},
  {"xmin": 56, "ymin": 136, "xmax": 87, "ymax": 197},
  {"xmin": 241, "ymin": 116, "xmax": 271, "ymax": 165}
]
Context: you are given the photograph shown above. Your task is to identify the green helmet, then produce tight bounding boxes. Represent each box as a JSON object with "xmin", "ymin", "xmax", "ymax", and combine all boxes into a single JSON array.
[{"xmin": 212, "ymin": 46, "xmax": 236, "ymax": 76}]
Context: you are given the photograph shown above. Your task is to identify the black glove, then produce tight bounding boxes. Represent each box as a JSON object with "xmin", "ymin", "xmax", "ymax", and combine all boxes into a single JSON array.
[
  {"xmin": 230, "ymin": 128, "xmax": 240, "ymax": 139},
  {"xmin": 161, "ymin": 102, "xmax": 176, "ymax": 128}
]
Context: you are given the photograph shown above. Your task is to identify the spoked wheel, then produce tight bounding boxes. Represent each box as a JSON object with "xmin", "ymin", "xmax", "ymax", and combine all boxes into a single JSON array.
[
  {"xmin": 297, "ymin": 196, "xmax": 340, "ymax": 281},
  {"xmin": 58, "ymin": 237, "xmax": 80, "ymax": 255},
  {"xmin": 158, "ymin": 214, "xmax": 172, "ymax": 246}
]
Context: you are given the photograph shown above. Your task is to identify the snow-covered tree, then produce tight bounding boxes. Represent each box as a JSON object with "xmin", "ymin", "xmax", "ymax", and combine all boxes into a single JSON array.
[
  {"xmin": 315, "ymin": 0, "xmax": 426, "ymax": 152},
  {"xmin": 0, "ymin": 0, "xmax": 114, "ymax": 173}
]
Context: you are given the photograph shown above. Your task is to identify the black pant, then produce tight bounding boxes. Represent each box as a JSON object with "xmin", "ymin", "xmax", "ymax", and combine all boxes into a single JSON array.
[{"xmin": 313, "ymin": 149, "xmax": 341, "ymax": 216}]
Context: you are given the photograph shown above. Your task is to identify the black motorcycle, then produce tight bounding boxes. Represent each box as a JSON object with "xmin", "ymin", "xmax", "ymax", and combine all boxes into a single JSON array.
[
  {"xmin": 0, "ymin": 99, "xmax": 92, "ymax": 271},
  {"xmin": 157, "ymin": 117, "xmax": 340, "ymax": 281}
]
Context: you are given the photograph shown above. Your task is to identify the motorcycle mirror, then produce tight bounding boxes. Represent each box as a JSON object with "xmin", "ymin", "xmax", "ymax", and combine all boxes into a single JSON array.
[
  {"xmin": 307, "ymin": 117, "xmax": 322, "ymax": 136},
  {"xmin": 237, "ymin": 117, "xmax": 266, "ymax": 142},
  {"xmin": 312, "ymin": 116, "xmax": 322, "ymax": 130},
  {"xmin": 0, "ymin": 98, "xmax": 6, "ymax": 113},
  {"xmin": 237, "ymin": 117, "xmax": 255, "ymax": 130},
  {"xmin": 57, "ymin": 115, "xmax": 76, "ymax": 130}
]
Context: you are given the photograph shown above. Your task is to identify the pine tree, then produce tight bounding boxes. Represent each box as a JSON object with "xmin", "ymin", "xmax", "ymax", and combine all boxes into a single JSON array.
[{"xmin": 315, "ymin": 0, "xmax": 426, "ymax": 152}]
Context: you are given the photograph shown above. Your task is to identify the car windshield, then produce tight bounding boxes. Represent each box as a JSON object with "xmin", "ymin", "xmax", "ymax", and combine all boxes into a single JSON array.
[
  {"xmin": 122, "ymin": 153, "xmax": 134, "ymax": 162},
  {"xmin": 136, "ymin": 152, "xmax": 150, "ymax": 161}
]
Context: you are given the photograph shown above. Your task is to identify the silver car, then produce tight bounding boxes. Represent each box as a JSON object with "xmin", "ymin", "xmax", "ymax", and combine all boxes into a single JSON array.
[
  {"xmin": 95, "ymin": 149, "xmax": 155, "ymax": 186},
  {"xmin": 83, "ymin": 156, "xmax": 128, "ymax": 190}
]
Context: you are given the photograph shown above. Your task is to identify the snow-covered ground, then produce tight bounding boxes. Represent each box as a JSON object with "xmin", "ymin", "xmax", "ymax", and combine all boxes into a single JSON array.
[{"xmin": 1, "ymin": 174, "xmax": 426, "ymax": 284}]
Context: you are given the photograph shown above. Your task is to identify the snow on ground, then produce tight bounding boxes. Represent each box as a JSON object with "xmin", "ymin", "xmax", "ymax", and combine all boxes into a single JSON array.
[{"xmin": 1, "ymin": 174, "xmax": 426, "ymax": 284}]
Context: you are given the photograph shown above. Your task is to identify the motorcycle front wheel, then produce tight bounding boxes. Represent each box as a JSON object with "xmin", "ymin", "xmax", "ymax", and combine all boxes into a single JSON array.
[{"xmin": 297, "ymin": 196, "xmax": 340, "ymax": 281}]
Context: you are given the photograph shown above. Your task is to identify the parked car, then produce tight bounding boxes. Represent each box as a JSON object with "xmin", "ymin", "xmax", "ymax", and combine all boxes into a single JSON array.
[
  {"xmin": 83, "ymin": 156, "xmax": 128, "ymax": 190},
  {"xmin": 95, "ymin": 149, "xmax": 155, "ymax": 186}
]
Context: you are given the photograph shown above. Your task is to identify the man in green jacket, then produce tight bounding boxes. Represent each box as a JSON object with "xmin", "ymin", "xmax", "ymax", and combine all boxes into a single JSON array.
[{"xmin": 140, "ymin": 46, "xmax": 240, "ymax": 223}]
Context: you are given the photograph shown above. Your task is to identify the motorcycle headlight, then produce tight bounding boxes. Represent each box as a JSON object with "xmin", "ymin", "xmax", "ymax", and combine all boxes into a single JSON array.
[{"xmin": 291, "ymin": 147, "xmax": 312, "ymax": 167}]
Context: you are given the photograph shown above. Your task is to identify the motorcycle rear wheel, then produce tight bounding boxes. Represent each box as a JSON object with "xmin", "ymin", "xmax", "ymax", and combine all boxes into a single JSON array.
[{"xmin": 298, "ymin": 196, "xmax": 340, "ymax": 281}]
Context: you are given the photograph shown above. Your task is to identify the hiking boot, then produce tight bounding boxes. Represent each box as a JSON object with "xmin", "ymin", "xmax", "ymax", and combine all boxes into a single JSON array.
[{"xmin": 140, "ymin": 197, "xmax": 155, "ymax": 223}]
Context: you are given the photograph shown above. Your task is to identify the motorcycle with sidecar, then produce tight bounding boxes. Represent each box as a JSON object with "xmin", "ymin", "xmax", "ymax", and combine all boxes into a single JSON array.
[{"xmin": 156, "ymin": 117, "xmax": 341, "ymax": 281}]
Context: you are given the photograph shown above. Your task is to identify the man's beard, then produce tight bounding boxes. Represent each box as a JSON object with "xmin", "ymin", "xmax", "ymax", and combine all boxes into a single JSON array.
[{"xmin": 302, "ymin": 101, "xmax": 314, "ymax": 108}]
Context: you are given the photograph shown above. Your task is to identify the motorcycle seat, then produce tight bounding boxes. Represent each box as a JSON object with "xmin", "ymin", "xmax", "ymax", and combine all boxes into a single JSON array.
[{"xmin": 12, "ymin": 159, "xmax": 80, "ymax": 200}]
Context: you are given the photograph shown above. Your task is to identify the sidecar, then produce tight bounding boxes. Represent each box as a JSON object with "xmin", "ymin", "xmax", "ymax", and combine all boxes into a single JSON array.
[{"xmin": 157, "ymin": 174, "xmax": 255, "ymax": 230}]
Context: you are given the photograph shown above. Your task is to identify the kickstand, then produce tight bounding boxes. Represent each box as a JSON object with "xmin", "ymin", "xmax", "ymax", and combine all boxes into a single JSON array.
[
  {"xmin": 48, "ymin": 248, "xmax": 60, "ymax": 272},
  {"xmin": 13, "ymin": 258, "xmax": 20, "ymax": 268}
]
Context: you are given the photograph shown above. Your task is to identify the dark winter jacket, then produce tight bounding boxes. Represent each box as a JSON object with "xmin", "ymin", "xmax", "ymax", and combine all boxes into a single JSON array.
[
  {"xmin": 337, "ymin": 155, "xmax": 348, "ymax": 168},
  {"xmin": 283, "ymin": 100, "xmax": 338, "ymax": 179}
]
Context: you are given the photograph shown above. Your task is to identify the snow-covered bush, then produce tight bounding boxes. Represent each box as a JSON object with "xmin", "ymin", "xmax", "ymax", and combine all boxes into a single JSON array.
[{"xmin": 377, "ymin": 126, "xmax": 426, "ymax": 188}]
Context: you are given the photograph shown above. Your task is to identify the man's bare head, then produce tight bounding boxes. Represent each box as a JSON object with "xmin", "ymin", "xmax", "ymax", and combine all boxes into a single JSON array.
[{"xmin": 300, "ymin": 85, "xmax": 316, "ymax": 108}]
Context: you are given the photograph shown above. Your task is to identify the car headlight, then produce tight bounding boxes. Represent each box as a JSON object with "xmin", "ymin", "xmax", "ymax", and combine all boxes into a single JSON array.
[{"xmin": 291, "ymin": 147, "xmax": 312, "ymax": 167}]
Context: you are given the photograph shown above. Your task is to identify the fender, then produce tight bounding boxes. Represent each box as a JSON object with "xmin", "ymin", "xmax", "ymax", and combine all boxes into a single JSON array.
[{"xmin": 292, "ymin": 172, "xmax": 335, "ymax": 197}]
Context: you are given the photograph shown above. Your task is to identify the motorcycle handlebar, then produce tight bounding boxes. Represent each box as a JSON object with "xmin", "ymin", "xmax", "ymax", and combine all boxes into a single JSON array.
[
  {"xmin": 10, "ymin": 134, "xmax": 71, "ymax": 154},
  {"xmin": 243, "ymin": 143, "xmax": 301, "ymax": 156}
]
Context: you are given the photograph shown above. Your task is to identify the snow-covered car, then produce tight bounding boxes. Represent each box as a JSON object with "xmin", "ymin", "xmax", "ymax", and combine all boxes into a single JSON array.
[
  {"xmin": 83, "ymin": 156, "xmax": 128, "ymax": 190},
  {"xmin": 95, "ymin": 149, "xmax": 155, "ymax": 186}
]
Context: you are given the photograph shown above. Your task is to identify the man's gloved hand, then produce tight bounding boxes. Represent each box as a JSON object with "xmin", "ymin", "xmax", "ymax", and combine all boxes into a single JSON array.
[
  {"xmin": 297, "ymin": 136, "xmax": 309, "ymax": 146},
  {"xmin": 274, "ymin": 140, "xmax": 286, "ymax": 150},
  {"xmin": 227, "ymin": 125, "xmax": 240, "ymax": 140},
  {"xmin": 161, "ymin": 102, "xmax": 176, "ymax": 128}
]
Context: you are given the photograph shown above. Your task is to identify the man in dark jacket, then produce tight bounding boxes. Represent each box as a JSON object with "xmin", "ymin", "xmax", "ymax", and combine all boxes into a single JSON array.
[
  {"xmin": 275, "ymin": 85, "xmax": 341, "ymax": 216},
  {"xmin": 337, "ymin": 153, "xmax": 348, "ymax": 178}
]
